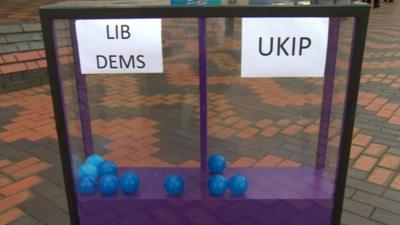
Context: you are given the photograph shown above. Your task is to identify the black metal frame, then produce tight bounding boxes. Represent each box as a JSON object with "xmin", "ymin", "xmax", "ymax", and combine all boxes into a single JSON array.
[{"xmin": 40, "ymin": 3, "xmax": 369, "ymax": 225}]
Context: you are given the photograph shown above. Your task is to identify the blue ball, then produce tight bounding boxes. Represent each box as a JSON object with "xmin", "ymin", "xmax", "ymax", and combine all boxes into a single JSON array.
[
  {"xmin": 164, "ymin": 175, "xmax": 185, "ymax": 196},
  {"xmin": 98, "ymin": 174, "xmax": 119, "ymax": 196},
  {"xmin": 120, "ymin": 172, "xmax": 140, "ymax": 195},
  {"xmin": 77, "ymin": 176, "xmax": 96, "ymax": 196},
  {"xmin": 208, "ymin": 154, "xmax": 226, "ymax": 174},
  {"xmin": 228, "ymin": 175, "xmax": 249, "ymax": 196},
  {"xmin": 98, "ymin": 160, "xmax": 117, "ymax": 176},
  {"xmin": 208, "ymin": 175, "xmax": 228, "ymax": 196},
  {"xmin": 79, "ymin": 163, "xmax": 98, "ymax": 179},
  {"xmin": 85, "ymin": 154, "xmax": 104, "ymax": 169},
  {"xmin": 171, "ymin": 0, "xmax": 188, "ymax": 6},
  {"xmin": 205, "ymin": 0, "xmax": 222, "ymax": 5}
]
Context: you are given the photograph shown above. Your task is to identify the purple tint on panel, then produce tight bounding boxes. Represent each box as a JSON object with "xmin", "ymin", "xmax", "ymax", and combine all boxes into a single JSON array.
[
  {"xmin": 77, "ymin": 167, "xmax": 333, "ymax": 225},
  {"xmin": 78, "ymin": 199, "xmax": 332, "ymax": 225},
  {"xmin": 316, "ymin": 18, "xmax": 341, "ymax": 169},
  {"xmin": 69, "ymin": 20, "xmax": 94, "ymax": 157},
  {"xmin": 51, "ymin": 21, "xmax": 78, "ymax": 194}
]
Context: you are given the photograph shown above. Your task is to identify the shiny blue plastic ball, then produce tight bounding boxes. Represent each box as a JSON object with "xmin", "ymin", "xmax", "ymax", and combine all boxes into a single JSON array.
[
  {"xmin": 77, "ymin": 176, "xmax": 96, "ymax": 196},
  {"xmin": 98, "ymin": 160, "xmax": 117, "ymax": 176},
  {"xmin": 98, "ymin": 174, "xmax": 119, "ymax": 196},
  {"xmin": 208, "ymin": 154, "xmax": 226, "ymax": 174},
  {"xmin": 228, "ymin": 175, "xmax": 249, "ymax": 196},
  {"xmin": 85, "ymin": 154, "xmax": 104, "ymax": 169},
  {"xmin": 79, "ymin": 163, "xmax": 98, "ymax": 179},
  {"xmin": 164, "ymin": 175, "xmax": 185, "ymax": 196},
  {"xmin": 205, "ymin": 0, "xmax": 222, "ymax": 5},
  {"xmin": 120, "ymin": 172, "xmax": 140, "ymax": 195},
  {"xmin": 208, "ymin": 175, "xmax": 228, "ymax": 196},
  {"xmin": 171, "ymin": 0, "xmax": 188, "ymax": 6}
]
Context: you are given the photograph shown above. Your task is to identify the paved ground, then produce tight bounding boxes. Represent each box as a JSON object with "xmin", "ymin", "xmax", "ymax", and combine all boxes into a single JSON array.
[{"xmin": 1, "ymin": 1, "xmax": 400, "ymax": 225}]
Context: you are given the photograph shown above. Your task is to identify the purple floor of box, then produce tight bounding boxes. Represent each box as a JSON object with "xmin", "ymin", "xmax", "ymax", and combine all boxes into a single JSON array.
[{"xmin": 78, "ymin": 167, "xmax": 334, "ymax": 225}]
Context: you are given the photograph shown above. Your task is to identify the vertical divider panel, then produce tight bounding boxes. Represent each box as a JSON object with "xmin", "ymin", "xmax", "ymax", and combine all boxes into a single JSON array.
[
  {"xmin": 199, "ymin": 17, "xmax": 208, "ymax": 197},
  {"xmin": 69, "ymin": 20, "xmax": 94, "ymax": 157},
  {"xmin": 316, "ymin": 18, "xmax": 341, "ymax": 170},
  {"xmin": 41, "ymin": 18, "xmax": 81, "ymax": 225}
]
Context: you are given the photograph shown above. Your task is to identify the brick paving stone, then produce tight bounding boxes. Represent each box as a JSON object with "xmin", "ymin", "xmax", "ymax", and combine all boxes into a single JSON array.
[
  {"xmin": 379, "ymin": 154, "xmax": 400, "ymax": 170},
  {"xmin": 0, "ymin": 25, "xmax": 23, "ymax": 34},
  {"xmin": 236, "ymin": 127, "xmax": 259, "ymax": 139},
  {"xmin": 348, "ymin": 168, "xmax": 369, "ymax": 180},
  {"xmin": 1, "ymin": 157, "xmax": 40, "ymax": 174},
  {"xmin": 214, "ymin": 128, "xmax": 237, "ymax": 139},
  {"xmin": 254, "ymin": 154, "xmax": 283, "ymax": 167},
  {"xmin": 0, "ymin": 176, "xmax": 43, "ymax": 196},
  {"xmin": 19, "ymin": 196, "xmax": 62, "ymax": 223},
  {"xmin": 350, "ymin": 145, "xmax": 363, "ymax": 160},
  {"xmin": 43, "ymin": 212, "xmax": 70, "ymax": 225},
  {"xmin": 353, "ymin": 191, "xmax": 400, "ymax": 215},
  {"xmin": 390, "ymin": 175, "xmax": 400, "ymax": 191},
  {"xmin": 365, "ymin": 143, "xmax": 387, "ymax": 157},
  {"xmin": 0, "ymin": 36, "xmax": 7, "ymax": 44},
  {"xmin": 353, "ymin": 134, "xmax": 373, "ymax": 147},
  {"xmin": 0, "ymin": 44, "xmax": 18, "ymax": 54},
  {"xmin": 276, "ymin": 159, "xmax": 300, "ymax": 168},
  {"xmin": 0, "ymin": 63, "xmax": 27, "ymax": 74},
  {"xmin": 5, "ymin": 34, "xmax": 31, "ymax": 43},
  {"xmin": 275, "ymin": 119, "xmax": 291, "ymax": 127},
  {"xmin": 31, "ymin": 181, "xmax": 65, "ymax": 202},
  {"xmin": 0, "ymin": 176, "xmax": 11, "ymax": 188},
  {"xmin": 1, "ymin": 53, "xmax": 17, "ymax": 63},
  {"xmin": 341, "ymin": 211, "xmax": 383, "ymax": 225},
  {"xmin": 282, "ymin": 125, "xmax": 302, "ymax": 135},
  {"xmin": 368, "ymin": 167, "xmax": 394, "ymax": 186},
  {"xmin": 11, "ymin": 162, "xmax": 51, "ymax": 179},
  {"xmin": 15, "ymin": 51, "xmax": 40, "ymax": 61},
  {"xmin": 343, "ymin": 198, "xmax": 374, "ymax": 217},
  {"xmin": 52, "ymin": 195, "xmax": 68, "ymax": 212},
  {"xmin": 9, "ymin": 216, "xmax": 41, "ymax": 225},
  {"xmin": 230, "ymin": 156, "xmax": 257, "ymax": 167},
  {"xmin": 0, "ymin": 160, "xmax": 11, "ymax": 169},
  {"xmin": 303, "ymin": 124, "xmax": 318, "ymax": 134},
  {"xmin": 372, "ymin": 208, "xmax": 400, "ymax": 225},
  {"xmin": 353, "ymin": 155, "xmax": 378, "ymax": 172},
  {"xmin": 21, "ymin": 23, "xmax": 41, "ymax": 32},
  {"xmin": 0, "ymin": 191, "xmax": 31, "ymax": 213},
  {"xmin": 0, "ymin": 208, "xmax": 24, "ymax": 225},
  {"xmin": 346, "ymin": 177, "xmax": 386, "ymax": 195},
  {"xmin": 255, "ymin": 119, "xmax": 273, "ymax": 128},
  {"xmin": 345, "ymin": 187, "xmax": 356, "ymax": 198},
  {"xmin": 232, "ymin": 120, "xmax": 251, "ymax": 129},
  {"xmin": 260, "ymin": 127, "xmax": 279, "ymax": 137}
]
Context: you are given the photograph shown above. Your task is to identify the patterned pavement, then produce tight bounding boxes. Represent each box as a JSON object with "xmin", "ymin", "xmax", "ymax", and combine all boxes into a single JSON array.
[{"xmin": 1, "ymin": 1, "xmax": 400, "ymax": 225}]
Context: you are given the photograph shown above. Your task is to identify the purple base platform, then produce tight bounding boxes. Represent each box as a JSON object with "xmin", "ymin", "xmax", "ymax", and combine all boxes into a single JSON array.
[{"xmin": 77, "ymin": 167, "xmax": 334, "ymax": 225}]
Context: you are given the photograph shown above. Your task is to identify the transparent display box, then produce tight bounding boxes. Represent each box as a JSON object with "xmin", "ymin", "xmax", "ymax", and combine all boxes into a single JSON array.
[{"xmin": 40, "ymin": 1, "xmax": 369, "ymax": 225}]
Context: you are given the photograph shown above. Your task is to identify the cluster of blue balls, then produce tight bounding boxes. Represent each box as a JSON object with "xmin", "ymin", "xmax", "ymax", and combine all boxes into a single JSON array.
[
  {"xmin": 77, "ymin": 154, "xmax": 140, "ymax": 196},
  {"xmin": 208, "ymin": 154, "xmax": 249, "ymax": 197},
  {"xmin": 77, "ymin": 153, "xmax": 248, "ymax": 197},
  {"xmin": 78, "ymin": 154, "xmax": 187, "ymax": 197}
]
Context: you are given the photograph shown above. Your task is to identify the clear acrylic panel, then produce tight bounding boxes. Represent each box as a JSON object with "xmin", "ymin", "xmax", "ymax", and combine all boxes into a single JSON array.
[
  {"xmin": 54, "ymin": 18, "xmax": 201, "ymax": 203},
  {"xmin": 206, "ymin": 16, "xmax": 353, "ymax": 224},
  {"xmin": 51, "ymin": 14, "xmax": 357, "ymax": 225}
]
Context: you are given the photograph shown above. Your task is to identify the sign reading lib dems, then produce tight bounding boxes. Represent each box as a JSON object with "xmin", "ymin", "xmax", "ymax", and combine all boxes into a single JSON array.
[
  {"xmin": 75, "ymin": 19, "xmax": 163, "ymax": 74},
  {"xmin": 241, "ymin": 17, "xmax": 329, "ymax": 78}
]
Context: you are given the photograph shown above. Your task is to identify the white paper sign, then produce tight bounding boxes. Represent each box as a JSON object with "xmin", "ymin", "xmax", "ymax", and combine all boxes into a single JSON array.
[
  {"xmin": 241, "ymin": 17, "xmax": 329, "ymax": 78},
  {"xmin": 75, "ymin": 19, "xmax": 163, "ymax": 74}
]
